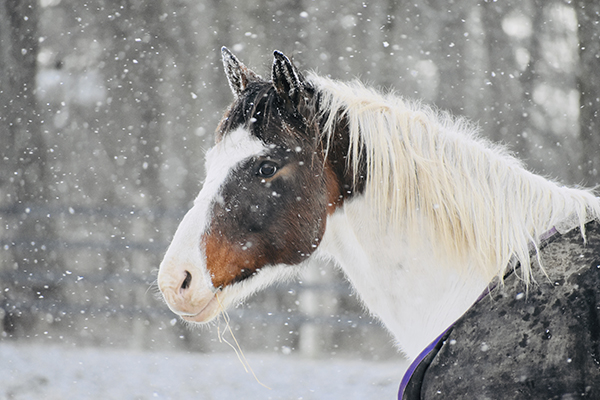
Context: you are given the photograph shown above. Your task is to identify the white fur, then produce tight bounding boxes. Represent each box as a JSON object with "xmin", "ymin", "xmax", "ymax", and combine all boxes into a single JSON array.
[
  {"xmin": 315, "ymin": 198, "xmax": 490, "ymax": 359},
  {"xmin": 307, "ymin": 75, "xmax": 600, "ymax": 359},
  {"xmin": 312, "ymin": 74, "xmax": 600, "ymax": 282}
]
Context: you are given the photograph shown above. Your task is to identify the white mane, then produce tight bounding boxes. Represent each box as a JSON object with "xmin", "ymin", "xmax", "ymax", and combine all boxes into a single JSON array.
[{"xmin": 310, "ymin": 74, "xmax": 600, "ymax": 283}]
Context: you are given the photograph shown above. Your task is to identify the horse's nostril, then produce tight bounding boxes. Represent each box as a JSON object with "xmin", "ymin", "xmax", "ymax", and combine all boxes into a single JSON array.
[{"xmin": 181, "ymin": 270, "xmax": 192, "ymax": 291}]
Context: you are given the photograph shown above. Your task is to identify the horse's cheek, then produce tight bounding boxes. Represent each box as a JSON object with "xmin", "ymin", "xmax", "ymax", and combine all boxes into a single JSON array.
[
  {"xmin": 296, "ymin": 194, "xmax": 329, "ymax": 257},
  {"xmin": 203, "ymin": 231, "xmax": 262, "ymax": 288}
]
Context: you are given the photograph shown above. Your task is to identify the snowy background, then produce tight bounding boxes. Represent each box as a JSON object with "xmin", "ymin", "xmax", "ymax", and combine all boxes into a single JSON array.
[{"xmin": 1, "ymin": 0, "xmax": 599, "ymax": 399}]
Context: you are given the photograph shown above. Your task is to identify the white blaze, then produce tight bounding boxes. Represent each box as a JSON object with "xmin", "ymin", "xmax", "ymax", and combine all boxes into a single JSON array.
[{"xmin": 158, "ymin": 127, "xmax": 267, "ymax": 320}]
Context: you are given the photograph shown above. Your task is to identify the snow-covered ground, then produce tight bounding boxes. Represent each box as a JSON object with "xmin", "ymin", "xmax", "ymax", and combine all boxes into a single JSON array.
[{"xmin": 0, "ymin": 342, "xmax": 408, "ymax": 400}]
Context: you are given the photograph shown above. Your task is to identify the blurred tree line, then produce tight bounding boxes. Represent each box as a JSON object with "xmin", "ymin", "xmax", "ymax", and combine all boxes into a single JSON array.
[{"xmin": 0, "ymin": 0, "xmax": 599, "ymax": 352}]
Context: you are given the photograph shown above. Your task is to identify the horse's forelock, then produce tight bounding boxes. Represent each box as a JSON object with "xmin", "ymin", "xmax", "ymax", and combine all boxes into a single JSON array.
[{"xmin": 217, "ymin": 80, "xmax": 317, "ymax": 148}]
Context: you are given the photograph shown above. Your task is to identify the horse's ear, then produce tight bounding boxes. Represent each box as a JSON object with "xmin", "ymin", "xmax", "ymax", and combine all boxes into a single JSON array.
[
  {"xmin": 221, "ymin": 47, "xmax": 261, "ymax": 98},
  {"xmin": 272, "ymin": 50, "xmax": 306, "ymax": 108}
]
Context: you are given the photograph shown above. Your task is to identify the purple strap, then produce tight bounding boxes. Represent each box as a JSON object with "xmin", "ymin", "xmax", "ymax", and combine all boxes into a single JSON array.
[
  {"xmin": 539, "ymin": 226, "xmax": 558, "ymax": 242},
  {"xmin": 398, "ymin": 327, "xmax": 451, "ymax": 399},
  {"xmin": 398, "ymin": 283, "xmax": 497, "ymax": 399}
]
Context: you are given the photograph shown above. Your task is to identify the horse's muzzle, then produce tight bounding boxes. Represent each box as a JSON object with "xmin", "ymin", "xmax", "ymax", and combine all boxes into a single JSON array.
[{"xmin": 157, "ymin": 261, "xmax": 221, "ymax": 323}]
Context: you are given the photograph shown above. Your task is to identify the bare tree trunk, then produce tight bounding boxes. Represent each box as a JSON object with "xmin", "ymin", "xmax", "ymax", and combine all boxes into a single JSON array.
[
  {"xmin": 430, "ymin": 0, "xmax": 474, "ymax": 116},
  {"xmin": 0, "ymin": 0, "xmax": 62, "ymax": 336},
  {"xmin": 480, "ymin": 1, "xmax": 522, "ymax": 143},
  {"xmin": 479, "ymin": 0, "xmax": 549, "ymax": 167},
  {"xmin": 575, "ymin": 1, "xmax": 600, "ymax": 185},
  {"xmin": 0, "ymin": 0, "xmax": 41, "ymax": 207}
]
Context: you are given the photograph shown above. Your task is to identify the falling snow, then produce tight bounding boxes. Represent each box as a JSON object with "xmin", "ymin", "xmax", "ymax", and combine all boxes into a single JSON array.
[{"xmin": 2, "ymin": 0, "xmax": 600, "ymax": 397}]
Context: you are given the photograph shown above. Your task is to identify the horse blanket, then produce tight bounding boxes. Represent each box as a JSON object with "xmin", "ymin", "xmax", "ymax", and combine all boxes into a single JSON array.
[{"xmin": 401, "ymin": 220, "xmax": 600, "ymax": 399}]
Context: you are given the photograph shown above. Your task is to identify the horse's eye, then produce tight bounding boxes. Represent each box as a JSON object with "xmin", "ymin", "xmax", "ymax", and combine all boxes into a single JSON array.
[{"xmin": 257, "ymin": 161, "xmax": 278, "ymax": 178}]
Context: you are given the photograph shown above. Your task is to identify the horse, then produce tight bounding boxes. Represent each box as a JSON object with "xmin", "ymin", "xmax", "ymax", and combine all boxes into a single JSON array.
[{"xmin": 157, "ymin": 48, "xmax": 600, "ymax": 399}]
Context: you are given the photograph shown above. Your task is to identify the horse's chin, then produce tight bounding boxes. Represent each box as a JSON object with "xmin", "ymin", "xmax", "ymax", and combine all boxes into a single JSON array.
[{"xmin": 178, "ymin": 294, "xmax": 222, "ymax": 323}]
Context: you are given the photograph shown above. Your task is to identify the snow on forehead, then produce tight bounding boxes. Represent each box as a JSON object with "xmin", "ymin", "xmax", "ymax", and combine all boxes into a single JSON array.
[
  {"xmin": 196, "ymin": 127, "xmax": 267, "ymax": 205},
  {"xmin": 207, "ymin": 127, "xmax": 267, "ymax": 168}
]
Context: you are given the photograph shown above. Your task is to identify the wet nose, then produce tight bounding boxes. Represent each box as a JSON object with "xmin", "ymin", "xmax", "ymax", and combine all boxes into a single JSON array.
[
  {"xmin": 180, "ymin": 270, "xmax": 192, "ymax": 291},
  {"xmin": 169, "ymin": 270, "xmax": 195, "ymax": 315},
  {"xmin": 158, "ymin": 265, "xmax": 198, "ymax": 315}
]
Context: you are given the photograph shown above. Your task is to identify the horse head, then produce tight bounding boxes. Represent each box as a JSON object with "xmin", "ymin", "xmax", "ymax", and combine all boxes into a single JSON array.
[{"xmin": 157, "ymin": 48, "xmax": 342, "ymax": 323}]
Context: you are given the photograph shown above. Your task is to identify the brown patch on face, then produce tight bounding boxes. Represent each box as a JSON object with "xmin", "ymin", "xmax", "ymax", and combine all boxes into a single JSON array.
[
  {"xmin": 202, "ymin": 231, "xmax": 263, "ymax": 289},
  {"xmin": 202, "ymin": 149, "xmax": 334, "ymax": 289}
]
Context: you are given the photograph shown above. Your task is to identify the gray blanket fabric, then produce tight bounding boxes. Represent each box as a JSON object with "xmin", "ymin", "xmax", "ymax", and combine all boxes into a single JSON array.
[{"xmin": 403, "ymin": 220, "xmax": 600, "ymax": 399}]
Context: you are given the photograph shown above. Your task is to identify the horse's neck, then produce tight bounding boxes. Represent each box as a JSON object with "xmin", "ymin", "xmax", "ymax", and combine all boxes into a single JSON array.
[{"xmin": 316, "ymin": 198, "xmax": 492, "ymax": 360}]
